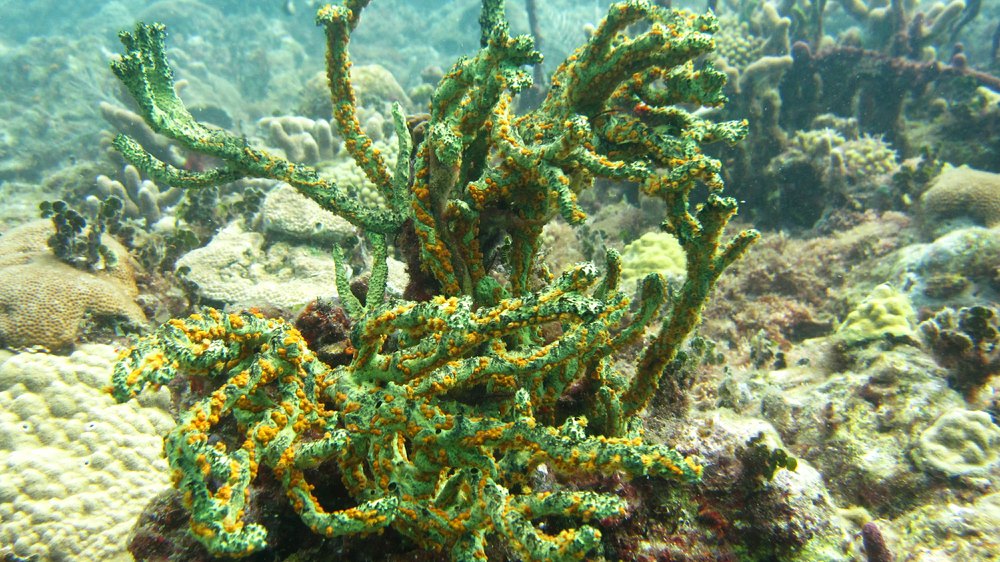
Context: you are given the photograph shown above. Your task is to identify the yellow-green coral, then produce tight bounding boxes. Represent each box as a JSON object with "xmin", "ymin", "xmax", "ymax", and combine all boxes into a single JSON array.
[
  {"xmin": 784, "ymin": 128, "xmax": 899, "ymax": 181},
  {"xmin": 620, "ymin": 231, "xmax": 686, "ymax": 290},
  {"xmin": 712, "ymin": 17, "xmax": 766, "ymax": 69},
  {"xmin": 912, "ymin": 409, "xmax": 1000, "ymax": 477},
  {"xmin": 836, "ymin": 284, "xmax": 917, "ymax": 345}
]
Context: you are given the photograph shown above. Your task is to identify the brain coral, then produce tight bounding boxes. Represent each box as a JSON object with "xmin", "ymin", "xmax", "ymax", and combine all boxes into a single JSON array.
[
  {"xmin": 912, "ymin": 409, "xmax": 1000, "ymax": 477},
  {"xmin": 0, "ymin": 344, "xmax": 173, "ymax": 561},
  {"xmin": 920, "ymin": 165, "xmax": 1000, "ymax": 230},
  {"xmin": 0, "ymin": 220, "xmax": 145, "ymax": 350}
]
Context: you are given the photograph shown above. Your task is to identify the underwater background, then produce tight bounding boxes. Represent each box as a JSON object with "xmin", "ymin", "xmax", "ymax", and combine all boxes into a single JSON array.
[{"xmin": 1, "ymin": 0, "xmax": 999, "ymax": 560}]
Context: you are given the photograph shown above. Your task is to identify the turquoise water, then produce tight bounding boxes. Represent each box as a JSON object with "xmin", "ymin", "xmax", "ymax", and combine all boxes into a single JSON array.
[{"xmin": 1, "ymin": 1, "xmax": 999, "ymax": 560}]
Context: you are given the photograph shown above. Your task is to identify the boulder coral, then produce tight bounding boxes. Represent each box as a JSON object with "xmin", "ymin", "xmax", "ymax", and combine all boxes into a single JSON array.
[
  {"xmin": 0, "ymin": 220, "xmax": 145, "ymax": 350},
  {"xmin": 836, "ymin": 283, "xmax": 917, "ymax": 345},
  {"xmin": 919, "ymin": 165, "xmax": 1000, "ymax": 232},
  {"xmin": 619, "ymin": 230, "xmax": 686, "ymax": 291},
  {"xmin": 0, "ymin": 344, "xmax": 172, "ymax": 561},
  {"xmin": 912, "ymin": 409, "xmax": 1000, "ymax": 477}
]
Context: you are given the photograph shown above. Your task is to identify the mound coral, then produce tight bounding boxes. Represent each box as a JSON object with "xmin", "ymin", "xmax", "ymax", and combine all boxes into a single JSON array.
[
  {"xmin": 0, "ymin": 345, "xmax": 172, "ymax": 561},
  {"xmin": 0, "ymin": 220, "xmax": 145, "ymax": 350},
  {"xmin": 919, "ymin": 165, "xmax": 1000, "ymax": 230}
]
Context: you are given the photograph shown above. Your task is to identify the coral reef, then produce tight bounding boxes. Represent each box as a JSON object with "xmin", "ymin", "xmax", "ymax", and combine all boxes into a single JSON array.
[
  {"xmin": 258, "ymin": 115, "xmax": 340, "ymax": 165},
  {"xmin": 766, "ymin": 118, "xmax": 901, "ymax": 225},
  {"xmin": 653, "ymin": 410, "xmax": 852, "ymax": 560},
  {"xmin": 536, "ymin": 219, "xmax": 586, "ymax": 276},
  {"xmin": 706, "ymin": 212, "xmax": 912, "ymax": 348},
  {"xmin": 107, "ymin": 0, "xmax": 756, "ymax": 559},
  {"xmin": 885, "ymin": 225, "xmax": 1000, "ymax": 310},
  {"xmin": 4, "ymin": 1, "xmax": 1000, "ymax": 559},
  {"xmin": 711, "ymin": 1, "xmax": 792, "ymax": 95},
  {"xmin": 173, "ymin": 182, "xmax": 406, "ymax": 313},
  {"xmin": 912, "ymin": 408, "xmax": 1000, "ymax": 477},
  {"xmin": 924, "ymin": 84, "xmax": 1000, "ymax": 169},
  {"xmin": 99, "ymin": 101, "xmax": 188, "ymax": 172},
  {"xmin": 918, "ymin": 164, "xmax": 1000, "ymax": 232},
  {"xmin": 174, "ymin": 223, "xmax": 340, "ymax": 312},
  {"xmin": 0, "ymin": 220, "xmax": 145, "ymax": 350},
  {"xmin": 93, "ymin": 163, "xmax": 186, "ymax": 227},
  {"xmin": 697, "ymin": 194, "xmax": 1000, "ymax": 558},
  {"xmin": 835, "ymin": 283, "xmax": 918, "ymax": 345},
  {"xmin": 295, "ymin": 64, "xmax": 411, "ymax": 121},
  {"xmin": 257, "ymin": 182, "xmax": 356, "ymax": 245},
  {"xmin": 721, "ymin": 338, "xmax": 963, "ymax": 513},
  {"xmin": 835, "ymin": 0, "xmax": 969, "ymax": 58},
  {"xmin": 890, "ymin": 491, "xmax": 1000, "ymax": 559},
  {"xmin": 784, "ymin": 126, "xmax": 899, "ymax": 183},
  {"xmin": 698, "ymin": 0, "xmax": 1000, "ymax": 230},
  {"xmin": 0, "ymin": 344, "xmax": 172, "ymax": 561},
  {"xmin": 779, "ymin": 41, "xmax": 1000, "ymax": 152}
]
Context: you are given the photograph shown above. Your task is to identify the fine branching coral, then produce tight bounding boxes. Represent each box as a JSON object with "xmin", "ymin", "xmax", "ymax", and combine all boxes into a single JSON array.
[{"xmin": 109, "ymin": 0, "xmax": 756, "ymax": 559}]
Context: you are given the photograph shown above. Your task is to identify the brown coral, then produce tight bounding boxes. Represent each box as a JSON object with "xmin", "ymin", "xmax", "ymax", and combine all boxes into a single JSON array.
[
  {"xmin": 0, "ymin": 220, "xmax": 145, "ymax": 350},
  {"xmin": 920, "ymin": 166, "xmax": 1000, "ymax": 229}
]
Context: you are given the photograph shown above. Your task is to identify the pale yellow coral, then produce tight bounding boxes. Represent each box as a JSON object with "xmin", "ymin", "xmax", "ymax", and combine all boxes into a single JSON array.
[
  {"xmin": 836, "ymin": 283, "xmax": 917, "ymax": 345},
  {"xmin": 620, "ymin": 231, "xmax": 686, "ymax": 290},
  {"xmin": 0, "ymin": 344, "xmax": 172, "ymax": 561},
  {"xmin": 912, "ymin": 409, "xmax": 1000, "ymax": 477}
]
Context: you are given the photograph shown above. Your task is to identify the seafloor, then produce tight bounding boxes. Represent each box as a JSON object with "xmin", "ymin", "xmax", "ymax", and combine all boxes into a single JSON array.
[{"xmin": 1, "ymin": 0, "xmax": 999, "ymax": 561}]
